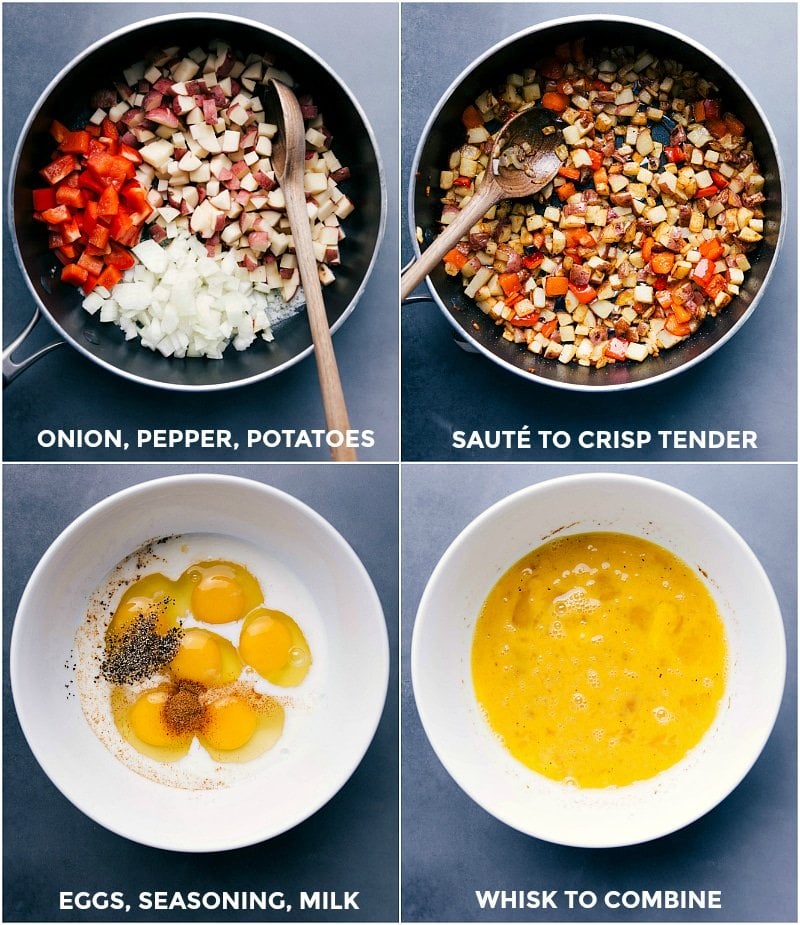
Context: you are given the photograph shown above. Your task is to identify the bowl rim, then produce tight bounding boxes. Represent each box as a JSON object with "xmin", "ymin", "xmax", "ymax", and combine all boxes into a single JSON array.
[
  {"xmin": 406, "ymin": 13, "xmax": 787, "ymax": 391},
  {"xmin": 10, "ymin": 473, "xmax": 390, "ymax": 851},
  {"xmin": 411, "ymin": 472, "xmax": 787, "ymax": 847},
  {"xmin": 7, "ymin": 11, "xmax": 388, "ymax": 391}
]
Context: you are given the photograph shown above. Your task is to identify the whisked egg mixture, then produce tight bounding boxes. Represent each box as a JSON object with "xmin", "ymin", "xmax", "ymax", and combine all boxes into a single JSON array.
[
  {"xmin": 75, "ymin": 534, "xmax": 324, "ymax": 789},
  {"xmin": 471, "ymin": 532, "xmax": 727, "ymax": 788}
]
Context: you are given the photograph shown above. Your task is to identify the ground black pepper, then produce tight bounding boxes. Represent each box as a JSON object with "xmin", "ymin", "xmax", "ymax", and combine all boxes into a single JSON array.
[{"xmin": 101, "ymin": 613, "xmax": 182, "ymax": 684}]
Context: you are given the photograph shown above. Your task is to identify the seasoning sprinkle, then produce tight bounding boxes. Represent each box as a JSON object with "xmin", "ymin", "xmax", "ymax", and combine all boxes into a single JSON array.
[{"xmin": 101, "ymin": 614, "xmax": 182, "ymax": 684}]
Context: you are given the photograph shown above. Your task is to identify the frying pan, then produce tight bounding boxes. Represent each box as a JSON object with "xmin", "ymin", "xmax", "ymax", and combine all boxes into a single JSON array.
[
  {"xmin": 408, "ymin": 16, "xmax": 785, "ymax": 390},
  {"xmin": 6, "ymin": 13, "xmax": 385, "ymax": 390}
]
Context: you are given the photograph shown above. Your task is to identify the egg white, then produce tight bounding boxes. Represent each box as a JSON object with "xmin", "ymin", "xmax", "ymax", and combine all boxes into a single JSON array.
[{"xmin": 75, "ymin": 533, "xmax": 326, "ymax": 789}]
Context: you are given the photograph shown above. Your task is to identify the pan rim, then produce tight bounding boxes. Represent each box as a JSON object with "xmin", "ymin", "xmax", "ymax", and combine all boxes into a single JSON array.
[
  {"xmin": 8, "ymin": 10, "xmax": 387, "ymax": 392},
  {"xmin": 406, "ymin": 12, "xmax": 787, "ymax": 392}
]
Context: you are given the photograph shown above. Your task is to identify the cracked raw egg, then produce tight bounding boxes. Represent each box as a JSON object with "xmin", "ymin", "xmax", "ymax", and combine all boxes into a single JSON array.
[
  {"xmin": 169, "ymin": 628, "xmax": 242, "ymax": 687},
  {"xmin": 239, "ymin": 608, "xmax": 312, "ymax": 687},
  {"xmin": 105, "ymin": 560, "xmax": 263, "ymax": 643},
  {"xmin": 112, "ymin": 682, "xmax": 285, "ymax": 766},
  {"xmin": 111, "ymin": 685, "xmax": 194, "ymax": 763},
  {"xmin": 79, "ymin": 536, "xmax": 319, "ymax": 789},
  {"xmin": 186, "ymin": 561, "xmax": 264, "ymax": 624}
]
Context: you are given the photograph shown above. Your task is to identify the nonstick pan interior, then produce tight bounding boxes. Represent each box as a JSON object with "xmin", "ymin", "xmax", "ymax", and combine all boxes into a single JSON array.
[
  {"xmin": 410, "ymin": 17, "xmax": 784, "ymax": 390},
  {"xmin": 11, "ymin": 14, "xmax": 384, "ymax": 390}
]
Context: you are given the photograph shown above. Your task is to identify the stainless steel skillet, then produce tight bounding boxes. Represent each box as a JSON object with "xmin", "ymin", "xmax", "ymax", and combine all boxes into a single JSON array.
[
  {"xmin": 6, "ymin": 13, "xmax": 385, "ymax": 391},
  {"xmin": 408, "ymin": 16, "xmax": 784, "ymax": 391}
]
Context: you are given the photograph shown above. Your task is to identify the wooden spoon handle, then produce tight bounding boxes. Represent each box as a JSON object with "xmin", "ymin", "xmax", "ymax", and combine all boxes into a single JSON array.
[
  {"xmin": 400, "ymin": 181, "xmax": 500, "ymax": 301},
  {"xmin": 282, "ymin": 178, "xmax": 357, "ymax": 462}
]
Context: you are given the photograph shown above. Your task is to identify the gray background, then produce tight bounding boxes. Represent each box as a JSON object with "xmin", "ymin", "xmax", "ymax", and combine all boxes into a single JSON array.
[
  {"xmin": 3, "ymin": 3, "xmax": 399, "ymax": 462},
  {"xmin": 3, "ymin": 464, "xmax": 399, "ymax": 922},
  {"xmin": 402, "ymin": 463, "xmax": 797, "ymax": 922},
  {"xmin": 401, "ymin": 3, "xmax": 797, "ymax": 462}
]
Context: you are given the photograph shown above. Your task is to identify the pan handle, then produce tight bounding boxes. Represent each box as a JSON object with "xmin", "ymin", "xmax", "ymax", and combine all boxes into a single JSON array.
[
  {"xmin": 400, "ymin": 259, "xmax": 436, "ymax": 306},
  {"xmin": 400, "ymin": 280, "xmax": 480, "ymax": 353},
  {"xmin": 3, "ymin": 306, "xmax": 64, "ymax": 386}
]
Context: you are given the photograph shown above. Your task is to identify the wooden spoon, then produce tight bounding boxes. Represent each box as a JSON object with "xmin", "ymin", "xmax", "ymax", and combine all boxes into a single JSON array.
[
  {"xmin": 401, "ymin": 107, "xmax": 562, "ymax": 300},
  {"xmin": 269, "ymin": 78, "xmax": 357, "ymax": 462}
]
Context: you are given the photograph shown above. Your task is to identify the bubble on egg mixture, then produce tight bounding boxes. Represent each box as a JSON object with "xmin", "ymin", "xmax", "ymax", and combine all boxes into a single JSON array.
[{"xmin": 75, "ymin": 534, "xmax": 325, "ymax": 790}]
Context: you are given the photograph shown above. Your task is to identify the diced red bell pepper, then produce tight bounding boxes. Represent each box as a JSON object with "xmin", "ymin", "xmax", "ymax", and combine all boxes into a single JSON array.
[
  {"xmin": 56, "ymin": 244, "xmax": 77, "ymax": 262},
  {"xmin": 541, "ymin": 318, "xmax": 558, "ymax": 339},
  {"xmin": 443, "ymin": 248, "xmax": 468, "ymax": 270},
  {"xmin": 105, "ymin": 243, "xmax": 136, "ymax": 270},
  {"xmin": 77, "ymin": 251, "xmax": 105, "ymax": 275},
  {"xmin": 556, "ymin": 181, "xmax": 577, "ymax": 202},
  {"xmin": 671, "ymin": 300, "xmax": 693, "ymax": 323},
  {"xmin": 40, "ymin": 204, "xmax": 71, "ymax": 224},
  {"xmin": 522, "ymin": 252, "xmax": 544, "ymax": 270},
  {"xmin": 98, "ymin": 184, "xmax": 120, "ymax": 218},
  {"xmin": 55, "ymin": 185, "xmax": 86, "ymax": 209},
  {"xmin": 703, "ymin": 99, "xmax": 722, "ymax": 121},
  {"xmin": 84, "ymin": 242, "xmax": 111, "ymax": 257},
  {"xmin": 82, "ymin": 273, "xmax": 100, "ymax": 294},
  {"xmin": 101, "ymin": 117, "xmax": 119, "ymax": 141},
  {"xmin": 110, "ymin": 211, "xmax": 141, "ymax": 246},
  {"xmin": 40, "ymin": 154, "xmax": 79, "ymax": 185},
  {"xmin": 32, "ymin": 187, "xmax": 57, "ymax": 211},
  {"xmin": 586, "ymin": 149, "xmax": 604, "ymax": 171},
  {"xmin": 461, "ymin": 105, "xmax": 484, "ymax": 129},
  {"xmin": 96, "ymin": 265, "xmax": 123, "ymax": 290},
  {"xmin": 710, "ymin": 170, "xmax": 729, "ymax": 190},
  {"xmin": 86, "ymin": 151, "xmax": 135, "ymax": 188},
  {"xmin": 704, "ymin": 274, "xmax": 728, "ymax": 299},
  {"xmin": 78, "ymin": 168, "xmax": 106, "ymax": 195},
  {"xmin": 498, "ymin": 272, "xmax": 523, "ymax": 296},
  {"xmin": 542, "ymin": 91, "xmax": 570, "ymax": 114},
  {"xmin": 88, "ymin": 223, "xmax": 111, "ymax": 249},
  {"xmin": 121, "ymin": 183, "xmax": 151, "ymax": 215},
  {"xmin": 695, "ymin": 184, "xmax": 719, "ymax": 199},
  {"xmin": 665, "ymin": 314, "xmax": 691, "ymax": 337},
  {"xmin": 60, "ymin": 262, "xmax": 89, "ymax": 287},
  {"xmin": 706, "ymin": 119, "xmax": 728, "ymax": 139},
  {"xmin": 724, "ymin": 113, "xmax": 746, "ymax": 136},
  {"xmin": 699, "ymin": 237, "xmax": 724, "ymax": 261},
  {"xmin": 60, "ymin": 219, "xmax": 82, "ymax": 244},
  {"xmin": 60, "ymin": 130, "xmax": 90, "ymax": 155},
  {"xmin": 508, "ymin": 311, "xmax": 541, "ymax": 327},
  {"xmin": 568, "ymin": 283, "xmax": 598, "ymax": 304},
  {"xmin": 81, "ymin": 199, "xmax": 99, "ymax": 233},
  {"xmin": 452, "ymin": 176, "xmax": 472, "ymax": 188},
  {"xmin": 664, "ymin": 145, "xmax": 685, "ymax": 164},
  {"xmin": 691, "ymin": 257, "xmax": 715, "ymax": 287},
  {"xmin": 557, "ymin": 165, "xmax": 581, "ymax": 181}
]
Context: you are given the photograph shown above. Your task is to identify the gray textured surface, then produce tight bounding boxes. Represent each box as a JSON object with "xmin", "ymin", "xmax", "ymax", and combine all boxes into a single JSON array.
[
  {"xmin": 401, "ymin": 463, "xmax": 797, "ymax": 921},
  {"xmin": 3, "ymin": 464, "xmax": 399, "ymax": 922},
  {"xmin": 3, "ymin": 3, "xmax": 399, "ymax": 462},
  {"xmin": 401, "ymin": 2, "xmax": 797, "ymax": 462}
]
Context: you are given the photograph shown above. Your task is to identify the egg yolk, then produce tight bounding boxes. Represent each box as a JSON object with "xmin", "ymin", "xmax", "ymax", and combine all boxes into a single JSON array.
[
  {"xmin": 191, "ymin": 573, "xmax": 246, "ymax": 623},
  {"xmin": 238, "ymin": 608, "xmax": 312, "ymax": 686},
  {"xmin": 169, "ymin": 628, "xmax": 242, "ymax": 687},
  {"xmin": 200, "ymin": 696, "xmax": 258, "ymax": 750},
  {"xmin": 107, "ymin": 573, "xmax": 179, "ymax": 638},
  {"xmin": 183, "ymin": 561, "xmax": 263, "ymax": 624},
  {"xmin": 129, "ymin": 689, "xmax": 192, "ymax": 749}
]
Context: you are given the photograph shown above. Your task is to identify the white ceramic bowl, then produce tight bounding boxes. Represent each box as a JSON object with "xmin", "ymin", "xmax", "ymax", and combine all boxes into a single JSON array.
[
  {"xmin": 412, "ymin": 473, "xmax": 785, "ymax": 848},
  {"xmin": 11, "ymin": 474, "xmax": 389, "ymax": 851}
]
